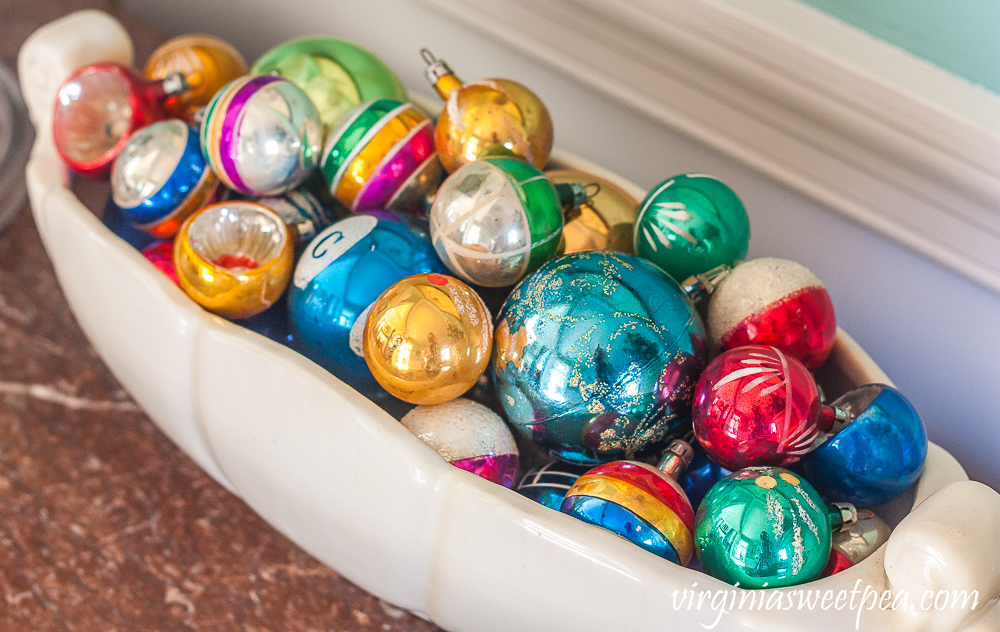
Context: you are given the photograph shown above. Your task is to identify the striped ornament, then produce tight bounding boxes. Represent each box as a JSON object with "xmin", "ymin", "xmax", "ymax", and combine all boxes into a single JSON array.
[
  {"xmin": 320, "ymin": 99, "xmax": 442, "ymax": 213},
  {"xmin": 561, "ymin": 460, "xmax": 695, "ymax": 565}
]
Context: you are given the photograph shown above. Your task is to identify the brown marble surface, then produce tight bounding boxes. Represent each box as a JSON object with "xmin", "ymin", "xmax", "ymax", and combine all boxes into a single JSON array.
[{"xmin": 0, "ymin": 1, "xmax": 443, "ymax": 630}]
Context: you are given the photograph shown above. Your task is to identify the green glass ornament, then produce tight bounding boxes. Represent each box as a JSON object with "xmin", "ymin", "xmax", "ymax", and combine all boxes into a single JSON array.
[
  {"xmin": 694, "ymin": 466, "xmax": 857, "ymax": 589},
  {"xmin": 634, "ymin": 174, "xmax": 750, "ymax": 282},
  {"xmin": 252, "ymin": 37, "xmax": 408, "ymax": 130}
]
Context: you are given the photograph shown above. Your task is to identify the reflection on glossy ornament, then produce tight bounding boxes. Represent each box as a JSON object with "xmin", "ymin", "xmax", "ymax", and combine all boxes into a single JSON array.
[
  {"xmin": 253, "ymin": 189, "xmax": 335, "ymax": 247},
  {"xmin": 547, "ymin": 170, "xmax": 639, "ymax": 254},
  {"xmin": 706, "ymin": 257, "xmax": 836, "ymax": 369},
  {"xmin": 562, "ymin": 440, "xmax": 697, "ymax": 565},
  {"xmin": 144, "ymin": 34, "xmax": 247, "ymax": 122},
  {"xmin": 692, "ymin": 345, "xmax": 842, "ymax": 471},
  {"xmin": 516, "ymin": 460, "xmax": 591, "ymax": 510},
  {"xmin": 320, "ymin": 99, "xmax": 441, "ymax": 213},
  {"xmin": 634, "ymin": 174, "xmax": 750, "ymax": 282},
  {"xmin": 677, "ymin": 442, "xmax": 732, "ymax": 510},
  {"xmin": 53, "ymin": 63, "xmax": 188, "ymax": 177},
  {"xmin": 111, "ymin": 119, "xmax": 219, "ymax": 237},
  {"xmin": 821, "ymin": 509, "xmax": 892, "ymax": 576},
  {"xmin": 288, "ymin": 213, "xmax": 444, "ymax": 394},
  {"xmin": 252, "ymin": 37, "xmax": 407, "ymax": 130},
  {"xmin": 422, "ymin": 50, "xmax": 553, "ymax": 173},
  {"xmin": 174, "ymin": 201, "xmax": 294, "ymax": 319},
  {"xmin": 364, "ymin": 273, "xmax": 493, "ymax": 405},
  {"xmin": 200, "ymin": 74, "xmax": 322, "ymax": 196},
  {"xmin": 804, "ymin": 384, "xmax": 927, "ymax": 507},
  {"xmin": 493, "ymin": 251, "xmax": 707, "ymax": 464},
  {"xmin": 430, "ymin": 157, "xmax": 579, "ymax": 287},
  {"xmin": 695, "ymin": 466, "xmax": 857, "ymax": 588},
  {"xmin": 401, "ymin": 398, "xmax": 519, "ymax": 487},
  {"xmin": 141, "ymin": 240, "xmax": 177, "ymax": 285}
]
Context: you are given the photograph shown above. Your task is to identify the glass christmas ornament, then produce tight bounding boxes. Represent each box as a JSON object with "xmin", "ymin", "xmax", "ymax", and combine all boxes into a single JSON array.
[
  {"xmin": 401, "ymin": 398, "xmax": 519, "ymax": 488},
  {"xmin": 516, "ymin": 460, "xmax": 592, "ymax": 511},
  {"xmin": 363, "ymin": 273, "xmax": 493, "ymax": 405},
  {"xmin": 493, "ymin": 251, "xmax": 708, "ymax": 464},
  {"xmin": 252, "ymin": 37, "xmax": 407, "ymax": 130},
  {"xmin": 200, "ymin": 74, "xmax": 322, "ymax": 196},
  {"xmin": 561, "ymin": 440, "xmax": 697, "ymax": 565},
  {"xmin": 253, "ymin": 189, "xmax": 335, "ymax": 247},
  {"xmin": 101, "ymin": 197, "xmax": 155, "ymax": 251},
  {"xmin": 110, "ymin": 119, "xmax": 219, "ymax": 237},
  {"xmin": 143, "ymin": 34, "xmax": 247, "ymax": 123},
  {"xmin": 693, "ymin": 257, "xmax": 836, "ymax": 370},
  {"xmin": 320, "ymin": 99, "xmax": 442, "ymax": 213},
  {"xmin": 53, "ymin": 62, "xmax": 188, "ymax": 178},
  {"xmin": 677, "ymin": 441, "xmax": 732, "ymax": 511},
  {"xmin": 821, "ymin": 509, "xmax": 892, "ymax": 577},
  {"xmin": 803, "ymin": 384, "xmax": 927, "ymax": 507},
  {"xmin": 422, "ymin": 50, "xmax": 553, "ymax": 173},
  {"xmin": 288, "ymin": 213, "xmax": 444, "ymax": 394},
  {"xmin": 633, "ymin": 174, "xmax": 750, "ymax": 282},
  {"xmin": 174, "ymin": 201, "xmax": 294, "ymax": 319},
  {"xmin": 142, "ymin": 239, "xmax": 178, "ymax": 285},
  {"xmin": 695, "ymin": 466, "xmax": 858, "ymax": 588},
  {"xmin": 430, "ymin": 157, "xmax": 584, "ymax": 287},
  {"xmin": 547, "ymin": 170, "xmax": 639, "ymax": 254}
]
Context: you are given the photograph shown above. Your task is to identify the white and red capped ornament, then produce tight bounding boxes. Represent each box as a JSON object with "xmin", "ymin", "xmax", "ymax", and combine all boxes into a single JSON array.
[
  {"xmin": 401, "ymin": 398, "xmax": 519, "ymax": 488},
  {"xmin": 684, "ymin": 257, "xmax": 836, "ymax": 370}
]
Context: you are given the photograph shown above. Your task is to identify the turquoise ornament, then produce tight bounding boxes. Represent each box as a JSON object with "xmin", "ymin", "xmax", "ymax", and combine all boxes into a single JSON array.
[
  {"xmin": 695, "ymin": 466, "xmax": 857, "ymax": 589},
  {"xmin": 634, "ymin": 174, "xmax": 750, "ymax": 282},
  {"xmin": 493, "ymin": 251, "xmax": 708, "ymax": 464}
]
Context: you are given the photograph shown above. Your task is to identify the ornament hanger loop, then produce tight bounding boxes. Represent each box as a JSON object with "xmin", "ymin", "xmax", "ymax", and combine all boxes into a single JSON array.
[
  {"xmin": 584, "ymin": 181, "xmax": 601, "ymax": 199},
  {"xmin": 420, "ymin": 48, "xmax": 438, "ymax": 65}
]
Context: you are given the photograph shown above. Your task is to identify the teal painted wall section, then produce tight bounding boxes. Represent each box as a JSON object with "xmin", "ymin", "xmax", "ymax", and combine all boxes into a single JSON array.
[{"xmin": 798, "ymin": 0, "xmax": 1000, "ymax": 93}]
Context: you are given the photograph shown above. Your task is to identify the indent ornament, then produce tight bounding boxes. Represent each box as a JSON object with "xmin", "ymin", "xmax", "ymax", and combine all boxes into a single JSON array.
[
  {"xmin": 320, "ymin": 99, "xmax": 441, "ymax": 213},
  {"xmin": 401, "ymin": 398, "xmax": 519, "ymax": 487},
  {"xmin": 493, "ymin": 251, "xmax": 708, "ymax": 464},
  {"xmin": 288, "ymin": 213, "xmax": 444, "ymax": 394},
  {"xmin": 634, "ymin": 174, "xmax": 750, "ymax": 282},
  {"xmin": 111, "ymin": 119, "xmax": 219, "ymax": 237},
  {"xmin": 363, "ymin": 273, "xmax": 493, "ymax": 405},
  {"xmin": 430, "ymin": 157, "xmax": 581, "ymax": 287},
  {"xmin": 422, "ymin": 50, "xmax": 553, "ymax": 173},
  {"xmin": 144, "ymin": 34, "xmax": 247, "ymax": 122},
  {"xmin": 174, "ymin": 201, "xmax": 294, "ymax": 319},
  {"xmin": 695, "ymin": 466, "xmax": 857, "ymax": 588},
  {"xmin": 200, "ymin": 74, "xmax": 322, "ymax": 196},
  {"xmin": 561, "ymin": 439, "xmax": 697, "ymax": 565}
]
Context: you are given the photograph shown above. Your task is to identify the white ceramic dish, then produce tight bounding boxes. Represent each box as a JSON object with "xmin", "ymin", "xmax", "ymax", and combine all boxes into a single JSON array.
[{"xmin": 19, "ymin": 11, "xmax": 1000, "ymax": 632}]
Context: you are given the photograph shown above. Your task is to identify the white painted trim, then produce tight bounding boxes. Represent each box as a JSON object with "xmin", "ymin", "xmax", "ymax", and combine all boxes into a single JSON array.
[{"xmin": 418, "ymin": 0, "xmax": 1000, "ymax": 294}]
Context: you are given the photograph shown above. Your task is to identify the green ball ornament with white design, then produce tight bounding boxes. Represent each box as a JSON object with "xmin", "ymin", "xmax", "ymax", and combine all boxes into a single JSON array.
[
  {"xmin": 430, "ymin": 157, "xmax": 568, "ymax": 287},
  {"xmin": 695, "ymin": 466, "xmax": 855, "ymax": 589},
  {"xmin": 634, "ymin": 174, "xmax": 750, "ymax": 282}
]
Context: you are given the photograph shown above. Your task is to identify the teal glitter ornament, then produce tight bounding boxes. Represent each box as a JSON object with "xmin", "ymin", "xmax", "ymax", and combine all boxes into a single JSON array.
[
  {"xmin": 493, "ymin": 251, "xmax": 708, "ymax": 464},
  {"xmin": 634, "ymin": 174, "xmax": 750, "ymax": 282},
  {"xmin": 695, "ymin": 467, "xmax": 857, "ymax": 589}
]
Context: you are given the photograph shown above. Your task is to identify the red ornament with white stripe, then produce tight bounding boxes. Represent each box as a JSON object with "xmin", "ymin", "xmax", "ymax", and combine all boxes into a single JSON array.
[
  {"xmin": 706, "ymin": 257, "xmax": 836, "ymax": 370},
  {"xmin": 691, "ymin": 345, "xmax": 844, "ymax": 471}
]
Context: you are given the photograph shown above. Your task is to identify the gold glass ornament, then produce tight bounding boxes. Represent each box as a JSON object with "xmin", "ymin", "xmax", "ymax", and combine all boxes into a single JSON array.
[
  {"xmin": 144, "ymin": 34, "xmax": 248, "ymax": 123},
  {"xmin": 363, "ymin": 273, "xmax": 493, "ymax": 405},
  {"xmin": 547, "ymin": 170, "xmax": 639, "ymax": 254},
  {"xmin": 422, "ymin": 50, "xmax": 553, "ymax": 173},
  {"xmin": 174, "ymin": 201, "xmax": 294, "ymax": 319}
]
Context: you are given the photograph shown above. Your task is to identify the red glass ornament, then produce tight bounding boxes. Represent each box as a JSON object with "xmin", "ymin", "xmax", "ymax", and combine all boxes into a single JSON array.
[
  {"xmin": 692, "ymin": 345, "xmax": 842, "ymax": 470},
  {"xmin": 53, "ymin": 63, "xmax": 184, "ymax": 178},
  {"xmin": 820, "ymin": 549, "xmax": 854, "ymax": 577},
  {"xmin": 141, "ymin": 240, "xmax": 178, "ymax": 285}
]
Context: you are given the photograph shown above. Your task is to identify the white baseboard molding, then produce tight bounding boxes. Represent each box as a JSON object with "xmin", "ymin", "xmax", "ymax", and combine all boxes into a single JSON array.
[{"xmin": 417, "ymin": 0, "xmax": 1000, "ymax": 294}]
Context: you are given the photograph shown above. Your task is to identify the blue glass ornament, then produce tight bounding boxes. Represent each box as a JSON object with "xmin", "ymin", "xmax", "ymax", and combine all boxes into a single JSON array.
[
  {"xmin": 803, "ymin": 384, "xmax": 927, "ymax": 507},
  {"xmin": 516, "ymin": 460, "xmax": 592, "ymax": 510},
  {"xmin": 288, "ymin": 211, "xmax": 444, "ymax": 394},
  {"xmin": 102, "ymin": 197, "xmax": 156, "ymax": 251},
  {"xmin": 493, "ymin": 251, "xmax": 708, "ymax": 464},
  {"xmin": 678, "ymin": 442, "xmax": 732, "ymax": 510}
]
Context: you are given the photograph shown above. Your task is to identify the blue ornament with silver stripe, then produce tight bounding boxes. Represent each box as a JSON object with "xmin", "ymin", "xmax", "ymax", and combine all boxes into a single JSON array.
[{"xmin": 288, "ymin": 211, "xmax": 445, "ymax": 395}]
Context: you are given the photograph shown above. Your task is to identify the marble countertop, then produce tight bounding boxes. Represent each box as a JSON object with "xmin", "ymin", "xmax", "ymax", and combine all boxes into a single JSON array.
[{"xmin": 0, "ymin": 1, "xmax": 444, "ymax": 630}]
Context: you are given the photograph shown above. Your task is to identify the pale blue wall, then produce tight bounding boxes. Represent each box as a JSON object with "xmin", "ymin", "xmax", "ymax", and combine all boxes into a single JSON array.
[{"xmin": 798, "ymin": 0, "xmax": 1000, "ymax": 93}]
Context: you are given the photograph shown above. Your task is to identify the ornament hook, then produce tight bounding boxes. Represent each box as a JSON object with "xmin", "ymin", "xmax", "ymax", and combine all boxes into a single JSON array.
[{"xmin": 584, "ymin": 181, "xmax": 601, "ymax": 200}]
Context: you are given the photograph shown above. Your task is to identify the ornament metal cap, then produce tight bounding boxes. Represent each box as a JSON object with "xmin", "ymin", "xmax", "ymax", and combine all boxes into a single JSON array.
[
  {"xmin": 555, "ymin": 181, "xmax": 590, "ymax": 211},
  {"xmin": 681, "ymin": 263, "xmax": 734, "ymax": 302},
  {"xmin": 421, "ymin": 49, "xmax": 457, "ymax": 92},
  {"xmin": 657, "ymin": 439, "xmax": 694, "ymax": 479},
  {"xmin": 161, "ymin": 71, "xmax": 190, "ymax": 97},
  {"xmin": 829, "ymin": 502, "xmax": 859, "ymax": 532}
]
